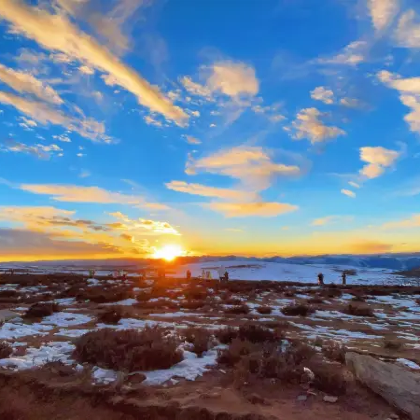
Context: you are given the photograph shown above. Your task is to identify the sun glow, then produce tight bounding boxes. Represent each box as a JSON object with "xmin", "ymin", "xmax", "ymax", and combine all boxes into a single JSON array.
[{"xmin": 153, "ymin": 244, "xmax": 184, "ymax": 261}]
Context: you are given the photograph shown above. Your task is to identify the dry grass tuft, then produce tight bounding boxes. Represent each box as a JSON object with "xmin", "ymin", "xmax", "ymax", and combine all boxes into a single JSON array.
[
  {"xmin": 216, "ymin": 327, "xmax": 238, "ymax": 344},
  {"xmin": 256, "ymin": 306, "xmax": 272, "ymax": 314},
  {"xmin": 73, "ymin": 326, "xmax": 183, "ymax": 372},
  {"xmin": 238, "ymin": 324, "xmax": 284, "ymax": 343},
  {"xmin": 383, "ymin": 339, "xmax": 404, "ymax": 350},
  {"xmin": 342, "ymin": 304, "xmax": 375, "ymax": 317},
  {"xmin": 281, "ymin": 304, "xmax": 314, "ymax": 317},
  {"xmin": 306, "ymin": 297, "xmax": 324, "ymax": 304},
  {"xmin": 97, "ymin": 306, "xmax": 123, "ymax": 324},
  {"xmin": 0, "ymin": 341, "xmax": 12, "ymax": 359},
  {"xmin": 224, "ymin": 304, "xmax": 250, "ymax": 315},
  {"xmin": 322, "ymin": 341, "xmax": 347, "ymax": 363},
  {"xmin": 182, "ymin": 327, "xmax": 211, "ymax": 357},
  {"xmin": 24, "ymin": 302, "xmax": 59, "ymax": 319}
]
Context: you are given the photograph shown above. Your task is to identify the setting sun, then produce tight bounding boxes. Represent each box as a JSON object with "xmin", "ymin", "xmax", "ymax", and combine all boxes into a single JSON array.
[{"xmin": 153, "ymin": 245, "xmax": 184, "ymax": 261}]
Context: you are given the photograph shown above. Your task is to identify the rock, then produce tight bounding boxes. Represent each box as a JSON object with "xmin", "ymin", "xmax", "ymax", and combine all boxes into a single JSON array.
[
  {"xmin": 0, "ymin": 309, "xmax": 20, "ymax": 323},
  {"xmin": 127, "ymin": 373, "xmax": 146, "ymax": 384},
  {"xmin": 323, "ymin": 396, "xmax": 338, "ymax": 403},
  {"xmin": 389, "ymin": 414, "xmax": 399, "ymax": 420},
  {"xmin": 247, "ymin": 394, "xmax": 268, "ymax": 405},
  {"xmin": 346, "ymin": 352, "xmax": 420, "ymax": 420},
  {"xmin": 296, "ymin": 395, "xmax": 308, "ymax": 402}
]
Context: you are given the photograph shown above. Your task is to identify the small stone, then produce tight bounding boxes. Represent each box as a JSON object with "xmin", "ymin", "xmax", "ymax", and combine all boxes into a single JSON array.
[
  {"xmin": 323, "ymin": 395, "xmax": 338, "ymax": 403},
  {"xmin": 389, "ymin": 415, "xmax": 399, "ymax": 420},
  {"xmin": 127, "ymin": 373, "xmax": 146, "ymax": 384},
  {"xmin": 247, "ymin": 394, "xmax": 267, "ymax": 405},
  {"xmin": 296, "ymin": 395, "xmax": 308, "ymax": 402}
]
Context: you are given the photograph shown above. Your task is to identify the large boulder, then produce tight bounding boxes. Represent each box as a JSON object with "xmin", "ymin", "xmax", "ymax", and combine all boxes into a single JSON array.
[{"xmin": 346, "ymin": 352, "xmax": 420, "ymax": 419}]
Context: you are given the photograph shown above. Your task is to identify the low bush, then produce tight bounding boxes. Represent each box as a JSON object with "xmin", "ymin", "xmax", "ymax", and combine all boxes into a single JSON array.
[
  {"xmin": 24, "ymin": 302, "xmax": 59, "ymax": 318},
  {"xmin": 306, "ymin": 297, "xmax": 324, "ymax": 304},
  {"xmin": 351, "ymin": 294, "xmax": 366, "ymax": 302},
  {"xmin": 284, "ymin": 291, "xmax": 295, "ymax": 298},
  {"xmin": 0, "ymin": 290, "xmax": 17, "ymax": 298},
  {"xmin": 98, "ymin": 306, "xmax": 123, "ymax": 324},
  {"xmin": 180, "ymin": 300, "xmax": 205, "ymax": 310},
  {"xmin": 256, "ymin": 306, "xmax": 272, "ymax": 314},
  {"xmin": 261, "ymin": 320, "xmax": 289, "ymax": 330},
  {"xmin": 307, "ymin": 362, "xmax": 347, "ymax": 395},
  {"xmin": 281, "ymin": 304, "xmax": 314, "ymax": 317},
  {"xmin": 319, "ymin": 287, "xmax": 342, "ymax": 298},
  {"xmin": 217, "ymin": 338, "xmax": 258, "ymax": 367},
  {"xmin": 416, "ymin": 298, "xmax": 420, "ymax": 306},
  {"xmin": 216, "ymin": 327, "xmax": 238, "ymax": 344},
  {"xmin": 322, "ymin": 341, "xmax": 346, "ymax": 363},
  {"xmin": 141, "ymin": 299, "xmax": 179, "ymax": 310},
  {"xmin": 224, "ymin": 297, "xmax": 244, "ymax": 306},
  {"xmin": 0, "ymin": 341, "xmax": 12, "ymax": 359},
  {"xmin": 73, "ymin": 326, "xmax": 183, "ymax": 372},
  {"xmin": 383, "ymin": 339, "xmax": 404, "ymax": 350},
  {"xmin": 224, "ymin": 304, "xmax": 250, "ymax": 315},
  {"xmin": 183, "ymin": 327, "xmax": 211, "ymax": 357},
  {"xmin": 342, "ymin": 304, "xmax": 375, "ymax": 317},
  {"xmin": 136, "ymin": 292, "xmax": 151, "ymax": 302},
  {"xmin": 238, "ymin": 324, "xmax": 284, "ymax": 343},
  {"xmin": 184, "ymin": 288, "xmax": 207, "ymax": 301}
]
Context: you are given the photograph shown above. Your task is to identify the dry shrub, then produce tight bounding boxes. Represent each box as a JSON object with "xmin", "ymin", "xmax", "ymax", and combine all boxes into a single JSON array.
[
  {"xmin": 24, "ymin": 302, "xmax": 59, "ymax": 318},
  {"xmin": 216, "ymin": 327, "xmax": 238, "ymax": 344},
  {"xmin": 0, "ymin": 341, "xmax": 12, "ymax": 359},
  {"xmin": 73, "ymin": 327, "xmax": 183, "ymax": 372},
  {"xmin": 141, "ymin": 299, "xmax": 179, "ymax": 310},
  {"xmin": 322, "ymin": 341, "xmax": 347, "ymax": 363},
  {"xmin": 136, "ymin": 292, "xmax": 151, "ymax": 302},
  {"xmin": 79, "ymin": 287, "xmax": 131, "ymax": 304},
  {"xmin": 281, "ymin": 304, "xmax": 314, "ymax": 317},
  {"xmin": 98, "ymin": 306, "xmax": 123, "ymax": 324},
  {"xmin": 224, "ymin": 297, "xmax": 244, "ymax": 306},
  {"xmin": 261, "ymin": 320, "xmax": 289, "ymax": 330},
  {"xmin": 183, "ymin": 327, "xmax": 211, "ymax": 357},
  {"xmin": 383, "ymin": 339, "xmax": 404, "ymax": 350},
  {"xmin": 415, "ymin": 298, "xmax": 420, "ymax": 305},
  {"xmin": 217, "ymin": 339, "xmax": 258, "ymax": 366},
  {"xmin": 306, "ymin": 297, "xmax": 324, "ymax": 304},
  {"xmin": 238, "ymin": 324, "xmax": 284, "ymax": 343},
  {"xmin": 0, "ymin": 290, "xmax": 17, "ymax": 298},
  {"xmin": 256, "ymin": 306, "xmax": 272, "ymax": 314},
  {"xmin": 319, "ymin": 287, "xmax": 342, "ymax": 298},
  {"xmin": 284, "ymin": 291, "xmax": 295, "ymax": 298},
  {"xmin": 180, "ymin": 300, "xmax": 205, "ymax": 310},
  {"xmin": 342, "ymin": 304, "xmax": 375, "ymax": 317},
  {"xmin": 366, "ymin": 287, "xmax": 394, "ymax": 296},
  {"xmin": 184, "ymin": 288, "xmax": 207, "ymax": 300},
  {"xmin": 224, "ymin": 304, "xmax": 250, "ymax": 315},
  {"xmin": 308, "ymin": 362, "xmax": 347, "ymax": 395},
  {"xmin": 351, "ymin": 294, "xmax": 366, "ymax": 302}
]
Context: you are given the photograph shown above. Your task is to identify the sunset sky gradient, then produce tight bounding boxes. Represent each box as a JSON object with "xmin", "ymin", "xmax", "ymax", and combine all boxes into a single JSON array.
[{"xmin": 1, "ymin": 0, "xmax": 420, "ymax": 261}]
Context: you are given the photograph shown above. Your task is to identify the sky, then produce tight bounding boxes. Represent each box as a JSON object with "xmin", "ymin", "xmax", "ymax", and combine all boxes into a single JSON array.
[{"xmin": 1, "ymin": 0, "xmax": 420, "ymax": 262}]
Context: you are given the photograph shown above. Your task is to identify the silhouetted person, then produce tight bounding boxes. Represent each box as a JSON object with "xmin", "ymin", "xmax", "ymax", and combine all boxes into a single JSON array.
[
  {"xmin": 342, "ymin": 272, "xmax": 347, "ymax": 285},
  {"xmin": 186, "ymin": 270, "xmax": 191, "ymax": 280},
  {"xmin": 317, "ymin": 272, "xmax": 324, "ymax": 286},
  {"xmin": 224, "ymin": 271, "xmax": 229, "ymax": 282}
]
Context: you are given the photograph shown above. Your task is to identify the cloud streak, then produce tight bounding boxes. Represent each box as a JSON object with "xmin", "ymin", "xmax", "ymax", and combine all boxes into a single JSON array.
[{"xmin": 0, "ymin": 0, "xmax": 187, "ymax": 124}]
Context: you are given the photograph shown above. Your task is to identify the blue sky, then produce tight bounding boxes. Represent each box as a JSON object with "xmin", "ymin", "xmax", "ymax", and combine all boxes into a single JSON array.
[{"xmin": 0, "ymin": 0, "xmax": 420, "ymax": 261}]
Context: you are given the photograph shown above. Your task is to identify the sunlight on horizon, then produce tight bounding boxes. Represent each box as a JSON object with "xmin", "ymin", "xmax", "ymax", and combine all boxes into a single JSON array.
[{"xmin": 153, "ymin": 245, "xmax": 185, "ymax": 261}]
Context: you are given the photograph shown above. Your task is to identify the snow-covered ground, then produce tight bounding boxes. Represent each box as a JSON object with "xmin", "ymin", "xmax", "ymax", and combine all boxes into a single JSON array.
[{"xmin": 170, "ymin": 259, "xmax": 410, "ymax": 285}]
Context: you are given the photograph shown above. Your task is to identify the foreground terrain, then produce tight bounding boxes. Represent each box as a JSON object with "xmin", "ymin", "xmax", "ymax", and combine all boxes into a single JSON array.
[{"xmin": 0, "ymin": 271, "xmax": 419, "ymax": 419}]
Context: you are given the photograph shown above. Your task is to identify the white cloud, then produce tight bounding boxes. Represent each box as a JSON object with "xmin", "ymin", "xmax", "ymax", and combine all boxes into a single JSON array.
[
  {"xmin": 206, "ymin": 201, "xmax": 298, "ymax": 218},
  {"xmin": 79, "ymin": 65, "xmax": 94, "ymax": 75},
  {"xmin": 187, "ymin": 146, "xmax": 301, "ymax": 192},
  {"xmin": 377, "ymin": 70, "xmax": 420, "ymax": 134},
  {"xmin": 165, "ymin": 181, "xmax": 255, "ymax": 201},
  {"xmin": 368, "ymin": 0, "xmax": 400, "ymax": 31},
  {"xmin": 0, "ymin": 91, "xmax": 110, "ymax": 142},
  {"xmin": 359, "ymin": 146, "xmax": 400, "ymax": 179},
  {"xmin": 341, "ymin": 189, "xmax": 356, "ymax": 198},
  {"xmin": 184, "ymin": 135, "xmax": 201, "ymax": 145},
  {"xmin": 180, "ymin": 76, "xmax": 213, "ymax": 99},
  {"xmin": 0, "ymin": 0, "xmax": 188, "ymax": 125},
  {"xmin": 395, "ymin": 9, "xmax": 420, "ymax": 48},
  {"xmin": 310, "ymin": 86, "xmax": 334, "ymax": 104},
  {"xmin": 340, "ymin": 97, "xmax": 361, "ymax": 108},
  {"xmin": 144, "ymin": 115, "xmax": 163, "ymax": 127},
  {"xmin": 1, "ymin": 140, "xmax": 62, "ymax": 159},
  {"xmin": 206, "ymin": 61, "xmax": 259, "ymax": 98},
  {"xmin": 0, "ymin": 62, "xmax": 63, "ymax": 104},
  {"xmin": 291, "ymin": 107, "xmax": 345, "ymax": 144},
  {"xmin": 316, "ymin": 41, "xmax": 367, "ymax": 66},
  {"xmin": 53, "ymin": 133, "xmax": 71, "ymax": 142}
]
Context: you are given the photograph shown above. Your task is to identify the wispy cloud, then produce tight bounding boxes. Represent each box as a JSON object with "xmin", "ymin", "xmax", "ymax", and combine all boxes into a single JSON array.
[
  {"xmin": 395, "ymin": 9, "xmax": 420, "ymax": 48},
  {"xmin": 381, "ymin": 214, "xmax": 420, "ymax": 229},
  {"xmin": 1, "ymin": 139, "xmax": 62, "ymax": 159},
  {"xmin": 166, "ymin": 180, "xmax": 255, "ymax": 201},
  {"xmin": 311, "ymin": 215, "xmax": 354, "ymax": 227},
  {"xmin": 315, "ymin": 41, "xmax": 367, "ymax": 66},
  {"xmin": 341, "ymin": 189, "xmax": 356, "ymax": 198},
  {"xmin": 187, "ymin": 146, "xmax": 301, "ymax": 192},
  {"xmin": 184, "ymin": 135, "xmax": 201, "ymax": 145},
  {"xmin": 290, "ymin": 107, "xmax": 345, "ymax": 144},
  {"xmin": 0, "ymin": 0, "xmax": 187, "ymax": 124},
  {"xmin": 205, "ymin": 201, "xmax": 298, "ymax": 218},
  {"xmin": 0, "ymin": 91, "xmax": 111, "ymax": 142},
  {"xmin": 0, "ymin": 62, "xmax": 63, "ymax": 104}
]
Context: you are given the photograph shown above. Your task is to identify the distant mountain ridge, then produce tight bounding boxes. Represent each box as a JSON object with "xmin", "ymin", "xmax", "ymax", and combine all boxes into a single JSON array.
[{"xmin": 2, "ymin": 253, "xmax": 420, "ymax": 271}]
